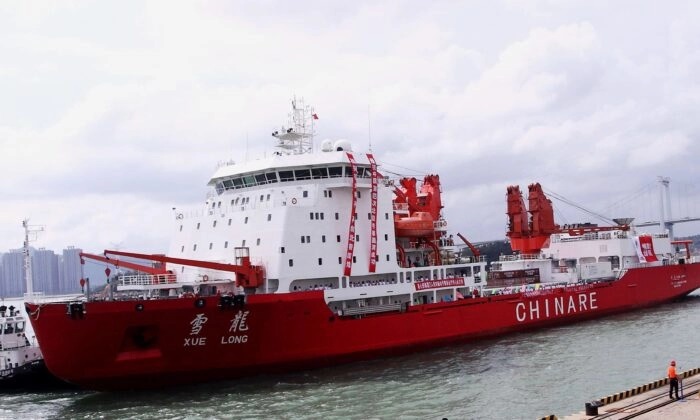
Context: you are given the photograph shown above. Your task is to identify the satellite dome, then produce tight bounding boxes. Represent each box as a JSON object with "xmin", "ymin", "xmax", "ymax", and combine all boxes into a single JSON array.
[
  {"xmin": 321, "ymin": 139, "xmax": 334, "ymax": 152},
  {"xmin": 333, "ymin": 139, "xmax": 352, "ymax": 152}
]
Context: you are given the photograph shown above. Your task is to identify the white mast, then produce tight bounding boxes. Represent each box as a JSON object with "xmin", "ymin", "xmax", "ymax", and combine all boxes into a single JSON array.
[
  {"xmin": 271, "ymin": 96, "xmax": 315, "ymax": 155},
  {"xmin": 22, "ymin": 219, "xmax": 44, "ymax": 299}
]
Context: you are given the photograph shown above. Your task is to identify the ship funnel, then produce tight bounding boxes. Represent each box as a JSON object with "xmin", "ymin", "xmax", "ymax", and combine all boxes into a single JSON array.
[{"xmin": 613, "ymin": 217, "xmax": 635, "ymax": 226}]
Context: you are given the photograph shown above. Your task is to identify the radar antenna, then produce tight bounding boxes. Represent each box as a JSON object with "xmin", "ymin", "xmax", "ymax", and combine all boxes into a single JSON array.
[{"xmin": 271, "ymin": 96, "xmax": 316, "ymax": 155}]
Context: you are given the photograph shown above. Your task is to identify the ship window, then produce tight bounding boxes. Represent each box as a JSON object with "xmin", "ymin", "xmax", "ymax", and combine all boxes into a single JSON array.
[
  {"xmin": 356, "ymin": 235, "xmax": 360, "ymax": 241},
  {"xmin": 335, "ymin": 213, "xmax": 339, "ymax": 220},
  {"xmin": 310, "ymin": 212, "xmax": 314, "ymax": 220},
  {"xmin": 196, "ymin": 223, "xmax": 200, "ymax": 230},
  {"xmin": 266, "ymin": 194, "xmax": 271, "ymax": 201},
  {"xmin": 242, "ymin": 240, "xmax": 246, "ymax": 246},
  {"xmin": 245, "ymin": 217, "xmax": 248, "ymax": 224},
  {"xmin": 216, "ymin": 182, "xmax": 224, "ymax": 194},
  {"xmin": 193, "ymin": 244, "xmax": 197, "ymax": 251},
  {"xmin": 181, "ymin": 245, "xmax": 184, "ymax": 252},
  {"xmin": 328, "ymin": 166, "xmax": 342, "ymax": 178},
  {"xmin": 232, "ymin": 178, "xmax": 243, "ymax": 188},
  {"xmin": 256, "ymin": 238, "xmax": 261, "ymax": 246},
  {"xmin": 280, "ymin": 247, "xmax": 285, "ymax": 253},
  {"xmin": 217, "ymin": 201, "xmax": 221, "ymax": 208},
  {"xmin": 213, "ymin": 220, "xmax": 217, "ymax": 228},
  {"xmin": 354, "ymin": 213, "xmax": 357, "ymax": 220},
  {"xmin": 320, "ymin": 213, "xmax": 324, "ymax": 220},
  {"xmin": 306, "ymin": 235, "xmax": 311, "ymax": 243},
  {"xmin": 223, "ymin": 179, "xmax": 234, "ymax": 189},
  {"xmin": 357, "ymin": 191, "xmax": 361, "ymax": 198},
  {"xmin": 209, "ymin": 242, "xmax": 213, "ymax": 250},
  {"xmin": 179, "ymin": 225, "xmax": 183, "ymax": 232},
  {"xmin": 322, "ymin": 235, "xmax": 326, "ymax": 243},
  {"xmin": 357, "ymin": 167, "xmax": 366, "ymax": 178},
  {"xmin": 318, "ymin": 258, "xmax": 323, "ymax": 265},
  {"xmin": 230, "ymin": 199, "xmax": 235, "ymax": 206},
  {"xmin": 303, "ymin": 190, "xmax": 308, "ymax": 198},
  {"xmin": 328, "ymin": 190, "xmax": 333, "ymax": 198},
  {"xmin": 266, "ymin": 172, "xmax": 278, "ymax": 183},
  {"xmin": 211, "ymin": 202, "xmax": 216, "ymax": 209},
  {"xmin": 279, "ymin": 170, "xmax": 294, "ymax": 182},
  {"xmin": 385, "ymin": 213, "xmax": 389, "ymax": 220},
  {"xmin": 267, "ymin": 214, "xmax": 271, "ymax": 221},
  {"xmin": 255, "ymin": 174, "xmax": 267, "ymax": 185},
  {"xmin": 315, "ymin": 212, "xmax": 319, "ymax": 219},
  {"xmin": 368, "ymin": 213, "xmax": 371, "ymax": 220},
  {"xmin": 181, "ymin": 266, "xmax": 185, "ymax": 273},
  {"xmin": 352, "ymin": 256, "xmax": 357, "ymax": 263},
  {"xmin": 294, "ymin": 169, "xmax": 311, "ymax": 180},
  {"xmin": 324, "ymin": 190, "xmax": 327, "ymax": 198},
  {"xmin": 228, "ymin": 219, "xmax": 232, "ymax": 225},
  {"xmin": 312, "ymin": 168, "xmax": 328, "ymax": 179},
  {"xmin": 289, "ymin": 259, "xmax": 294, "ymax": 267},
  {"xmin": 386, "ymin": 254, "xmax": 390, "ymax": 261},
  {"xmin": 224, "ymin": 241, "xmax": 229, "ymax": 248},
  {"xmin": 344, "ymin": 166, "xmax": 352, "ymax": 177},
  {"xmin": 336, "ymin": 235, "xmax": 341, "ymax": 242},
  {"xmin": 246, "ymin": 197, "xmax": 250, "ymax": 204},
  {"xmin": 260, "ymin": 195, "xmax": 264, "ymax": 202},
  {"xmin": 301, "ymin": 236, "xmax": 306, "ymax": 243},
  {"xmin": 242, "ymin": 175, "xmax": 256, "ymax": 187},
  {"xmin": 338, "ymin": 257, "xmax": 342, "ymax": 264},
  {"xmin": 384, "ymin": 234, "xmax": 388, "ymax": 241}
]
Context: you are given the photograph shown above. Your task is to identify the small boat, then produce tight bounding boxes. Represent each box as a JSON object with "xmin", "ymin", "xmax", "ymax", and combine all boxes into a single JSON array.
[{"xmin": 0, "ymin": 304, "xmax": 46, "ymax": 389}]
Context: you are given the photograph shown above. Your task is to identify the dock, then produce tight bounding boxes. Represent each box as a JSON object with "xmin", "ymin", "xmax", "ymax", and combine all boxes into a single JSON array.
[{"xmin": 541, "ymin": 368, "xmax": 700, "ymax": 419}]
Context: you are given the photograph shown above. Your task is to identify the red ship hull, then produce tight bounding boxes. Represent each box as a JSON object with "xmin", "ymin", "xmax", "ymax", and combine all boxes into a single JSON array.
[{"xmin": 26, "ymin": 263, "xmax": 700, "ymax": 391}]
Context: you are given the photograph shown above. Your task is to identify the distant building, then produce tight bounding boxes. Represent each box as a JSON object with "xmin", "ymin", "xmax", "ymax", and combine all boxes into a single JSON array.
[
  {"xmin": 1, "ymin": 250, "xmax": 25, "ymax": 298},
  {"xmin": 0, "ymin": 246, "xmax": 84, "ymax": 298},
  {"xmin": 60, "ymin": 246, "xmax": 83, "ymax": 294},
  {"xmin": 33, "ymin": 248, "xmax": 60, "ymax": 295}
]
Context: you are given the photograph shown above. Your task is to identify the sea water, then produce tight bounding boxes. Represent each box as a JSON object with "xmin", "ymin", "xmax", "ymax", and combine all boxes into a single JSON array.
[{"xmin": 3, "ymin": 293, "xmax": 700, "ymax": 419}]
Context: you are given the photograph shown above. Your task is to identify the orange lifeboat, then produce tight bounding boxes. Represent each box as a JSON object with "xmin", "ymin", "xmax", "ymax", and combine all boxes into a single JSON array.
[{"xmin": 395, "ymin": 212, "xmax": 435, "ymax": 237}]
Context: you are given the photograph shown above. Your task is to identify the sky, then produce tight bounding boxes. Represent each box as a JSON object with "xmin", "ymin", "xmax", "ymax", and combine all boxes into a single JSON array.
[{"xmin": 1, "ymin": 0, "xmax": 700, "ymax": 255}]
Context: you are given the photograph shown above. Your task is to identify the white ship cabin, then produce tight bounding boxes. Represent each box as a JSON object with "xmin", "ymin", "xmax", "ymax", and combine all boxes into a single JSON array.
[
  {"xmin": 0, "ymin": 305, "xmax": 41, "ymax": 373},
  {"xmin": 491, "ymin": 226, "xmax": 677, "ymax": 288},
  {"xmin": 164, "ymin": 103, "xmax": 487, "ymax": 316}
]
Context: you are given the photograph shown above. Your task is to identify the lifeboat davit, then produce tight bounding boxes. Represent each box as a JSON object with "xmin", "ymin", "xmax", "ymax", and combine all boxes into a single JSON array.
[{"xmin": 395, "ymin": 212, "xmax": 435, "ymax": 237}]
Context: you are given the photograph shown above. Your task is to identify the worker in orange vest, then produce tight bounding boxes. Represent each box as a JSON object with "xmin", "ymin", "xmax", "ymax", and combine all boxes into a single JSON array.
[{"xmin": 668, "ymin": 360, "xmax": 679, "ymax": 400}]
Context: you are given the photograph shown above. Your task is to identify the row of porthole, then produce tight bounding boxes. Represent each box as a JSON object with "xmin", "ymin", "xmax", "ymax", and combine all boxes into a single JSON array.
[{"xmin": 287, "ymin": 254, "xmax": 391, "ymax": 267}]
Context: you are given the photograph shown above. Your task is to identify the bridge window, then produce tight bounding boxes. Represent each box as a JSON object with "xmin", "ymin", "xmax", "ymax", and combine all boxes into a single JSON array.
[
  {"xmin": 265, "ymin": 172, "xmax": 278, "ymax": 183},
  {"xmin": 294, "ymin": 169, "xmax": 311, "ymax": 180},
  {"xmin": 279, "ymin": 170, "xmax": 294, "ymax": 182},
  {"xmin": 255, "ymin": 174, "xmax": 267, "ymax": 185},
  {"xmin": 312, "ymin": 168, "xmax": 328, "ymax": 179},
  {"xmin": 328, "ymin": 166, "xmax": 342, "ymax": 178},
  {"xmin": 242, "ymin": 175, "xmax": 256, "ymax": 187}
]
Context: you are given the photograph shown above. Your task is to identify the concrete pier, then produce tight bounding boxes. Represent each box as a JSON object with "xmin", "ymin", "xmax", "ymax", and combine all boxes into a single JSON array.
[{"xmin": 542, "ymin": 367, "xmax": 700, "ymax": 419}]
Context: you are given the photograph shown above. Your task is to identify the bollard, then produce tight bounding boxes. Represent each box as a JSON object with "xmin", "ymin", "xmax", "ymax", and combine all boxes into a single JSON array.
[{"xmin": 585, "ymin": 401, "xmax": 602, "ymax": 416}]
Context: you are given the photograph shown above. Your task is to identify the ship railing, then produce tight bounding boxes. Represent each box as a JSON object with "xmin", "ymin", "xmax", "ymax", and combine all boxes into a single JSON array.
[
  {"xmin": 342, "ymin": 302, "xmax": 403, "ymax": 317},
  {"xmin": 118, "ymin": 274, "xmax": 177, "ymax": 287},
  {"xmin": 499, "ymin": 254, "xmax": 540, "ymax": 262}
]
